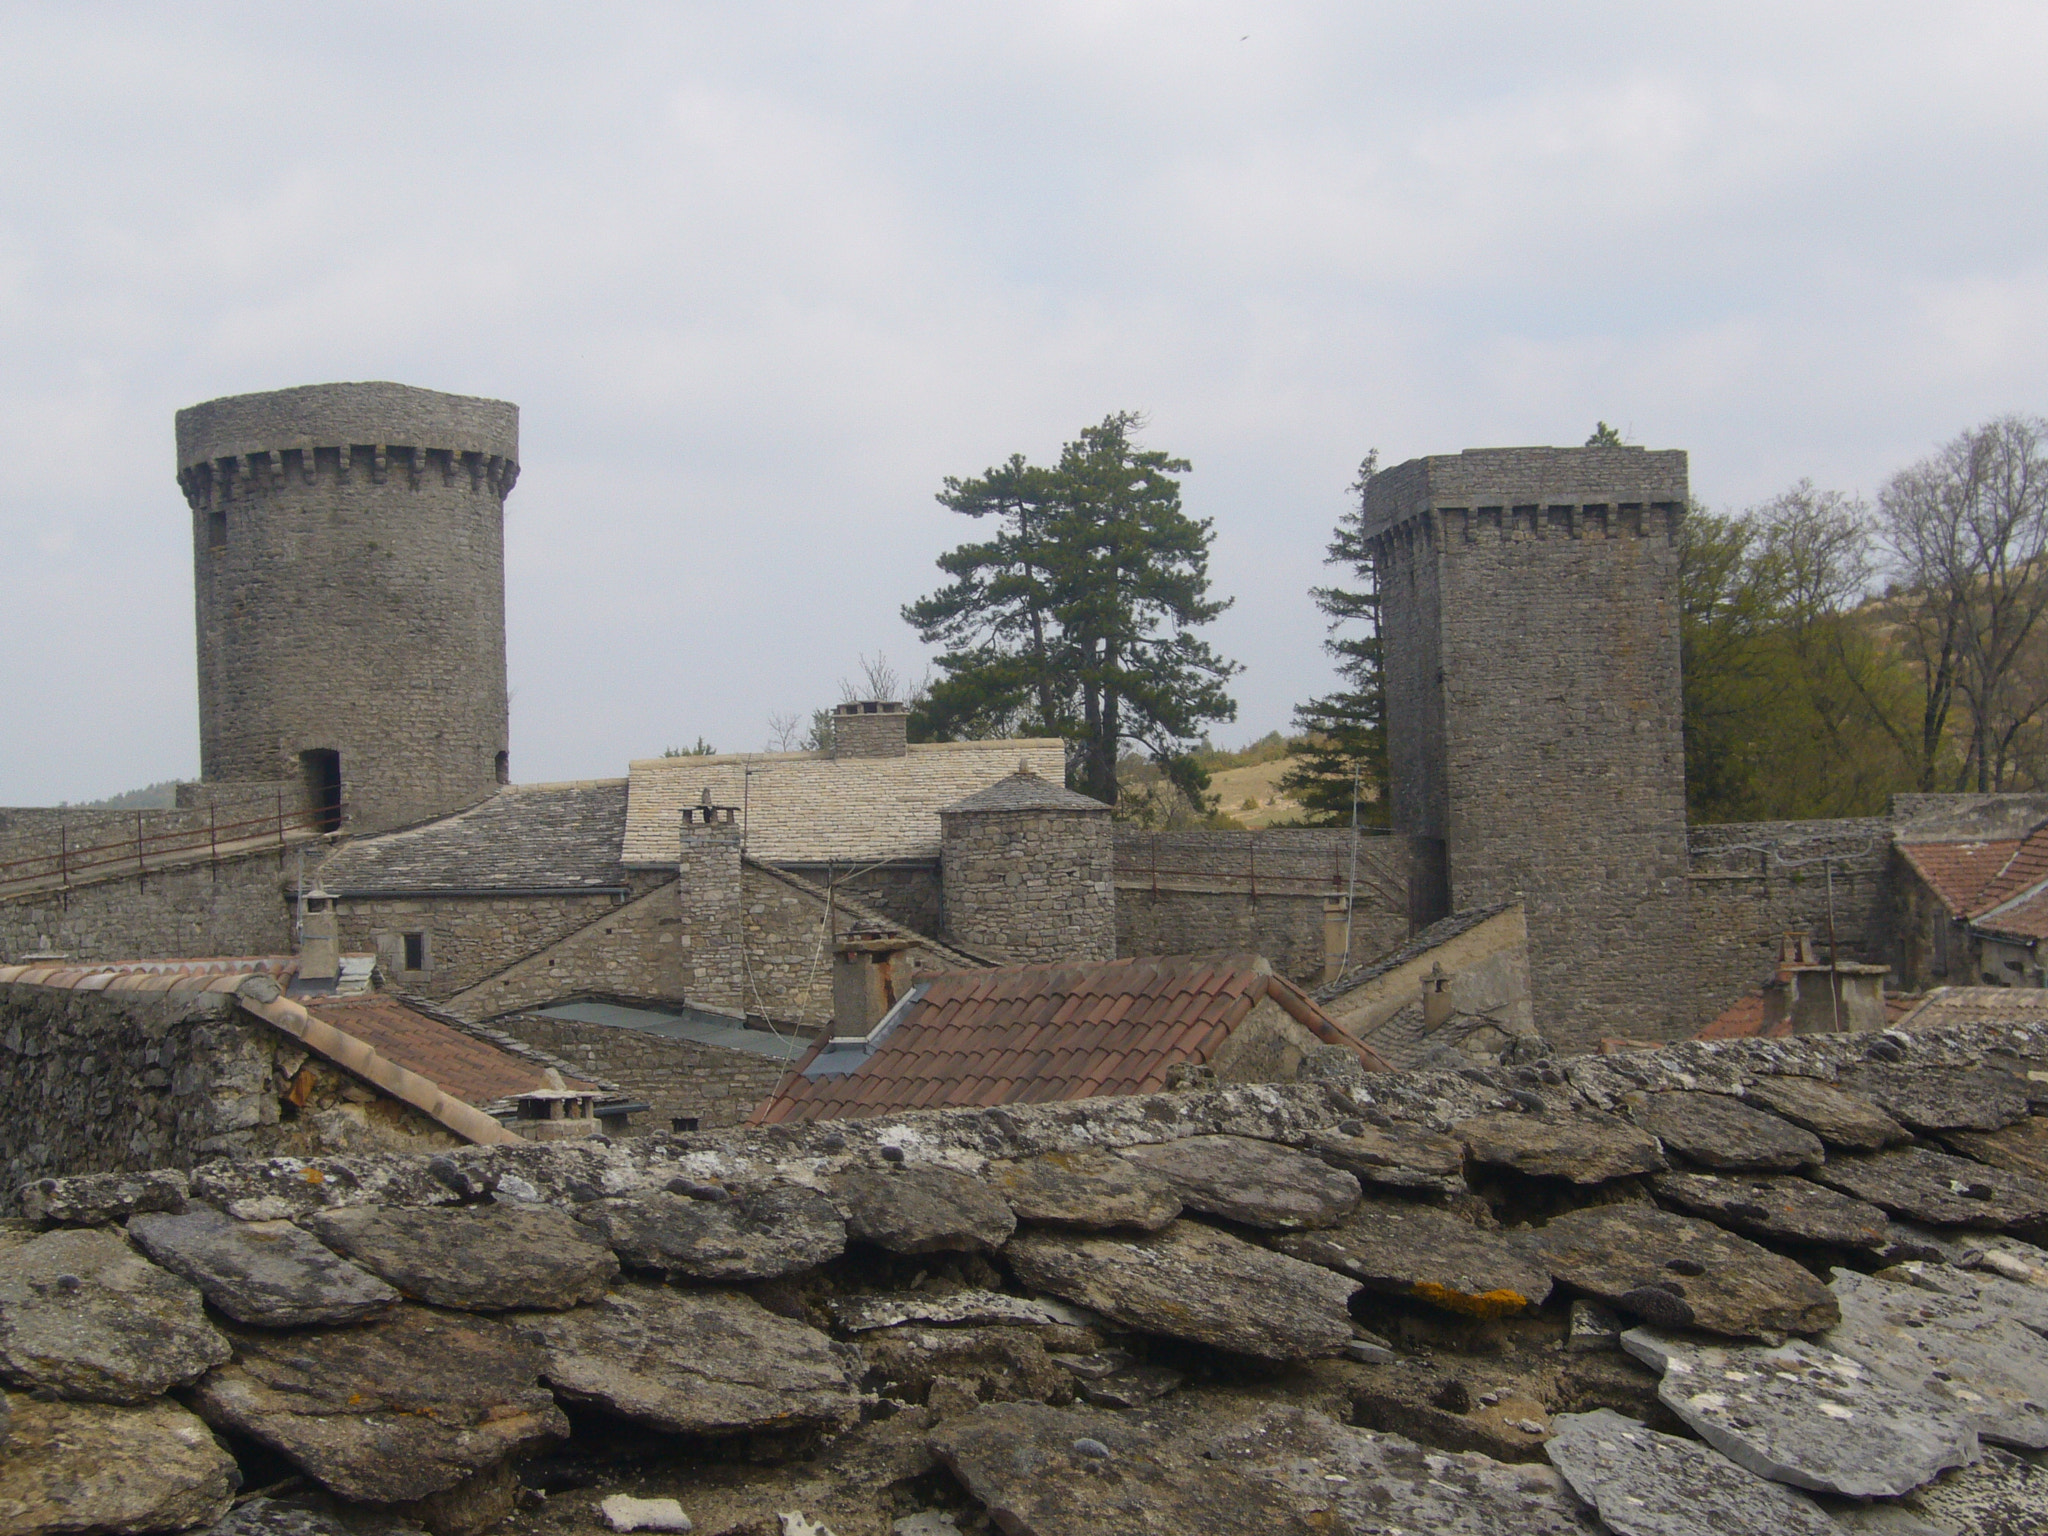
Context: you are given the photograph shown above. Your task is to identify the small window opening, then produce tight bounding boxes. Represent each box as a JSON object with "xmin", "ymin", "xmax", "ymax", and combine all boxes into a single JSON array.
[
  {"xmin": 299, "ymin": 749, "xmax": 342, "ymax": 833},
  {"xmin": 402, "ymin": 932, "xmax": 425, "ymax": 972},
  {"xmin": 206, "ymin": 510, "xmax": 227, "ymax": 551},
  {"xmin": 494, "ymin": 749, "xmax": 509, "ymax": 785}
]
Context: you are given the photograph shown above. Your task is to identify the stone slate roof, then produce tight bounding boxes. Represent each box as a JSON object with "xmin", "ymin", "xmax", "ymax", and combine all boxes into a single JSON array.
[
  {"xmin": 622, "ymin": 741, "xmax": 1067, "ymax": 867},
  {"xmin": 941, "ymin": 771, "xmax": 1106, "ymax": 815},
  {"xmin": 1313, "ymin": 903, "xmax": 1514, "ymax": 1003},
  {"xmin": 751, "ymin": 953, "xmax": 1388, "ymax": 1124},
  {"xmin": 1894, "ymin": 985, "xmax": 2048, "ymax": 1030},
  {"xmin": 315, "ymin": 780, "xmax": 629, "ymax": 894}
]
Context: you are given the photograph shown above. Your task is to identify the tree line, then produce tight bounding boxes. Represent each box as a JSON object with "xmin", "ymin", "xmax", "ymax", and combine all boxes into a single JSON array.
[{"xmin": 886, "ymin": 410, "xmax": 2048, "ymax": 827}]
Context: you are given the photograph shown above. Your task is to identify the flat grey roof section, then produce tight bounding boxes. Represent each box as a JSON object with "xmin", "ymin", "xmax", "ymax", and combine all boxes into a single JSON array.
[
  {"xmin": 317, "ymin": 780, "xmax": 630, "ymax": 894},
  {"xmin": 536, "ymin": 1000, "xmax": 810, "ymax": 1060}
]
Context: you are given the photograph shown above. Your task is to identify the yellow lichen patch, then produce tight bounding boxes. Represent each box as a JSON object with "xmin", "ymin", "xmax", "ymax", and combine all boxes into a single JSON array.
[
  {"xmin": 302, "ymin": 1167, "xmax": 325, "ymax": 1184},
  {"xmin": 1408, "ymin": 1282, "xmax": 1529, "ymax": 1319}
]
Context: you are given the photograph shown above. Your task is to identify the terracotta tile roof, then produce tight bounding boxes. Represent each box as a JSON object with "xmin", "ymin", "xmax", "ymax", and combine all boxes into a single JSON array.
[
  {"xmin": 1975, "ymin": 884, "xmax": 2048, "ymax": 943},
  {"xmin": 304, "ymin": 995, "xmax": 600, "ymax": 1112},
  {"xmin": 622, "ymin": 741, "xmax": 1067, "ymax": 868},
  {"xmin": 749, "ymin": 953, "xmax": 1388, "ymax": 1125},
  {"xmin": 316, "ymin": 780, "xmax": 629, "ymax": 894},
  {"xmin": 1974, "ymin": 826, "xmax": 2048, "ymax": 912},
  {"xmin": 1695, "ymin": 989, "xmax": 1914, "ymax": 1040},
  {"xmin": 1897, "ymin": 838, "xmax": 2024, "ymax": 916}
]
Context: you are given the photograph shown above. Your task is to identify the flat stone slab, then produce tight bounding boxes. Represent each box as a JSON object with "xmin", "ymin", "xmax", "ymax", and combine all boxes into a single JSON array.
[
  {"xmin": 1876, "ymin": 1258, "xmax": 2048, "ymax": 1339},
  {"xmin": 986, "ymin": 1149, "xmax": 1181, "ymax": 1230},
  {"xmin": 1812, "ymin": 1148, "xmax": 2048, "ymax": 1232},
  {"xmin": 1005, "ymin": 1221, "xmax": 1359, "ymax": 1361},
  {"xmin": 1301, "ymin": 1121, "xmax": 1470, "ymax": 1194},
  {"xmin": 1545, "ymin": 1407, "xmax": 1843, "ymax": 1536},
  {"xmin": 1118, "ymin": 1135, "xmax": 1361, "ymax": 1230},
  {"xmin": 194, "ymin": 1497, "xmax": 422, "ymax": 1536},
  {"xmin": 1821, "ymin": 1266, "xmax": 2048, "ymax": 1450},
  {"xmin": 0, "ymin": 1393, "xmax": 238, "ymax": 1536},
  {"xmin": 522, "ymin": 1282, "xmax": 856, "ymax": 1435},
  {"xmin": 1650, "ymin": 1171, "xmax": 1897, "ymax": 1252},
  {"xmin": 0, "ymin": 1227, "xmax": 230, "ymax": 1403},
  {"xmin": 833, "ymin": 1168, "xmax": 1017, "ymax": 1254},
  {"xmin": 1630, "ymin": 1091, "xmax": 1825, "ymax": 1172},
  {"xmin": 1273, "ymin": 1197, "xmax": 1553, "ymax": 1317},
  {"xmin": 128, "ymin": 1207, "xmax": 399, "ymax": 1327},
  {"xmin": 573, "ymin": 1185, "xmax": 846, "ymax": 1280},
  {"xmin": 1527, "ymin": 1203, "xmax": 1840, "ymax": 1338},
  {"xmin": 1742, "ymin": 1076, "xmax": 1907, "ymax": 1151},
  {"xmin": 830, "ymin": 1290, "xmax": 1099, "ymax": 1332},
  {"xmin": 190, "ymin": 1304, "xmax": 567, "ymax": 1504},
  {"xmin": 301, "ymin": 1201, "xmax": 618, "ymax": 1310},
  {"xmin": 1893, "ymin": 1445, "xmax": 2048, "ymax": 1536},
  {"xmin": 1455, "ymin": 1112, "xmax": 1666, "ymax": 1183},
  {"xmin": 1943, "ymin": 1114, "xmax": 2048, "ymax": 1184},
  {"xmin": 1842, "ymin": 1065, "xmax": 2032, "ymax": 1134},
  {"xmin": 17, "ymin": 1169, "xmax": 189, "ymax": 1227},
  {"xmin": 930, "ymin": 1399, "xmax": 1599, "ymax": 1536},
  {"xmin": 1620, "ymin": 1329, "xmax": 1979, "ymax": 1498}
]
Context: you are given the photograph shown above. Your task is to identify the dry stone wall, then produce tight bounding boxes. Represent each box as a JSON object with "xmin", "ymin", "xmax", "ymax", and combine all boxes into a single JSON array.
[
  {"xmin": 333, "ymin": 888, "xmax": 632, "ymax": 1001},
  {"xmin": 943, "ymin": 808, "xmax": 1113, "ymax": 964},
  {"xmin": 7, "ymin": 1015, "xmax": 2048, "ymax": 1536},
  {"xmin": 0, "ymin": 847, "xmax": 294, "ymax": 965}
]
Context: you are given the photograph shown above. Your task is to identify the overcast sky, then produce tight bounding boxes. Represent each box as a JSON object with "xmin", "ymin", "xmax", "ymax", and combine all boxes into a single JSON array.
[{"xmin": 4, "ymin": 2, "xmax": 2046, "ymax": 803}]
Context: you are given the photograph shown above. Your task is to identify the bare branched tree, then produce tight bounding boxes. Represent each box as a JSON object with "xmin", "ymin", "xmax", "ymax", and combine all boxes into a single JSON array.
[
  {"xmin": 764, "ymin": 712, "xmax": 803, "ymax": 752},
  {"xmin": 1881, "ymin": 415, "xmax": 2048, "ymax": 791}
]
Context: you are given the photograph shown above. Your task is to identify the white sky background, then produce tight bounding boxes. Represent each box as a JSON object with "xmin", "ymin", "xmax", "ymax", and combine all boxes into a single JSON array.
[{"xmin": 4, "ymin": 2, "xmax": 2047, "ymax": 803}]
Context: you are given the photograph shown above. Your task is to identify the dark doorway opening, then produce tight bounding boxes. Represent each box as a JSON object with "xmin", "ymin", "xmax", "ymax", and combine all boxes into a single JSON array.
[
  {"xmin": 495, "ymin": 750, "xmax": 509, "ymax": 786},
  {"xmin": 300, "ymin": 749, "xmax": 342, "ymax": 833}
]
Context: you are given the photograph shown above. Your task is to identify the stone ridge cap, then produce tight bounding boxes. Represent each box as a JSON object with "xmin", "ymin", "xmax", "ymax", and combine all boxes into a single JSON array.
[{"xmin": 627, "ymin": 739, "xmax": 1066, "ymax": 771}]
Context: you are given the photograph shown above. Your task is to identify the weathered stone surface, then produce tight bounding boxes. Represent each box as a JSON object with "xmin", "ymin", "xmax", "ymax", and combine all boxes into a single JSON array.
[
  {"xmin": 1650, "ymin": 1171, "xmax": 1897, "ymax": 1252},
  {"xmin": 0, "ymin": 1227, "xmax": 230, "ymax": 1402},
  {"xmin": 833, "ymin": 1168, "xmax": 1017, "ymax": 1254},
  {"xmin": 522, "ymin": 1282, "xmax": 857, "ymax": 1435},
  {"xmin": 1005, "ymin": 1221, "xmax": 1359, "ymax": 1361},
  {"xmin": 1876, "ymin": 1258, "xmax": 2048, "ymax": 1339},
  {"xmin": 1812, "ymin": 1148, "xmax": 2048, "ymax": 1232},
  {"xmin": 1455, "ymin": 1112, "xmax": 1666, "ymax": 1182},
  {"xmin": 1118, "ymin": 1135, "xmax": 1361, "ymax": 1230},
  {"xmin": 1527, "ymin": 1203, "xmax": 1840, "ymax": 1338},
  {"xmin": 1620, "ymin": 1330, "xmax": 1979, "ymax": 1498},
  {"xmin": 189, "ymin": 1305, "xmax": 567, "ymax": 1504},
  {"xmin": 0, "ymin": 1393, "xmax": 237, "ymax": 1536},
  {"xmin": 830, "ymin": 1290, "xmax": 1098, "ymax": 1332},
  {"xmin": 572, "ymin": 1185, "xmax": 846, "ymax": 1280},
  {"xmin": 128, "ymin": 1207, "xmax": 398, "ymax": 1327},
  {"xmin": 1568, "ymin": 1298, "xmax": 1625, "ymax": 1353},
  {"xmin": 929, "ymin": 1399, "xmax": 1598, "ymax": 1536},
  {"xmin": 1629, "ymin": 1091, "xmax": 1825, "ymax": 1172},
  {"xmin": 986, "ymin": 1149, "xmax": 1180, "ymax": 1230},
  {"xmin": 1742, "ymin": 1076, "xmax": 1907, "ymax": 1151},
  {"xmin": 1894, "ymin": 1445, "xmax": 2048, "ymax": 1536},
  {"xmin": 1273, "ymin": 1197, "xmax": 1553, "ymax": 1317},
  {"xmin": 190, "ymin": 1154, "xmax": 462, "ymax": 1222},
  {"xmin": 1843, "ymin": 1065, "xmax": 2032, "ymax": 1134},
  {"xmin": 194, "ymin": 1496, "xmax": 423, "ymax": 1536},
  {"xmin": 1944, "ymin": 1113, "xmax": 2048, "ymax": 1184},
  {"xmin": 1545, "ymin": 1407, "xmax": 1843, "ymax": 1536},
  {"xmin": 17, "ymin": 1169, "xmax": 189, "ymax": 1227},
  {"xmin": 301, "ymin": 1201, "xmax": 617, "ymax": 1310},
  {"xmin": 1301, "ymin": 1121, "xmax": 1470, "ymax": 1194},
  {"xmin": 1822, "ymin": 1266, "xmax": 2048, "ymax": 1450}
]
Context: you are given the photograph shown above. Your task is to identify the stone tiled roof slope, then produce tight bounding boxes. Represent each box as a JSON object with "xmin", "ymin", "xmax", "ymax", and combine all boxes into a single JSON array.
[
  {"xmin": 1894, "ymin": 985, "xmax": 2048, "ymax": 1030},
  {"xmin": 752, "ymin": 953, "xmax": 1389, "ymax": 1124},
  {"xmin": 315, "ymin": 780, "xmax": 629, "ymax": 893},
  {"xmin": 942, "ymin": 771, "xmax": 1105, "ymax": 814},
  {"xmin": 623, "ymin": 741, "xmax": 1067, "ymax": 867},
  {"xmin": 1313, "ymin": 903, "xmax": 1513, "ymax": 1003},
  {"xmin": 302, "ymin": 995, "xmax": 601, "ymax": 1113}
]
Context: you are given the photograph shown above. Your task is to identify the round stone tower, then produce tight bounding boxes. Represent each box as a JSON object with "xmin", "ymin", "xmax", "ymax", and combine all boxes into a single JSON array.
[
  {"xmin": 939, "ymin": 767, "xmax": 1115, "ymax": 964},
  {"xmin": 176, "ymin": 382, "xmax": 518, "ymax": 836}
]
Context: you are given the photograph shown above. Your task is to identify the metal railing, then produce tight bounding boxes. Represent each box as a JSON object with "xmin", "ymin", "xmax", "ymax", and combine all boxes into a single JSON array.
[{"xmin": 0, "ymin": 794, "xmax": 342, "ymax": 898}]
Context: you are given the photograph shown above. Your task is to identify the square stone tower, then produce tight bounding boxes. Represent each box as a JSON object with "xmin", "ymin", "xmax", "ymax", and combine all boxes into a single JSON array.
[{"xmin": 1365, "ymin": 447, "xmax": 1689, "ymax": 1050}]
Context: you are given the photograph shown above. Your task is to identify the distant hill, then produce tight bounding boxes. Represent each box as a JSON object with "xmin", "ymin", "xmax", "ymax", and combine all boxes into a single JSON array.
[
  {"xmin": 73, "ymin": 780, "xmax": 181, "ymax": 810},
  {"xmin": 1205, "ymin": 756, "xmax": 1308, "ymax": 828}
]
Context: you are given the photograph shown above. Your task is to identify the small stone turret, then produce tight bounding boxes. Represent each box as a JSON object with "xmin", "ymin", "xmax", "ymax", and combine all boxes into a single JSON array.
[
  {"xmin": 940, "ymin": 767, "xmax": 1114, "ymax": 964},
  {"xmin": 176, "ymin": 381, "xmax": 518, "ymax": 836}
]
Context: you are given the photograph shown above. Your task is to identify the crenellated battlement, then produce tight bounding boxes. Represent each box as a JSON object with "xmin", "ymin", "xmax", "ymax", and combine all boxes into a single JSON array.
[
  {"xmin": 1363, "ymin": 445, "xmax": 1688, "ymax": 547},
  {"xmin": 176, "ymin": 444, "xmax": 518, "ymax": 511}
]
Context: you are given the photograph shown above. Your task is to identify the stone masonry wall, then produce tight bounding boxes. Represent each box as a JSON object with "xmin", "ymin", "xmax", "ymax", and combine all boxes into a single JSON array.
[
  {"xmin": 1112, "ymin": 829, "xmax": 1413, "ymax": 984},
  {"xmin": 487, "ymin": 1013, "xmax": 792, "ymax": 1131},
  {"xmin": 444, "ymin": 879, "xmax": 689, "ymax": 1020},
  {"xmin": 0, "ymin": 846, "xmax": 295, "ymax": 965},
  {"xmin": 333, "ymin": 890, "xmax": 628, "ymax": 1000},
  {"xmin": 942, "ymin": 809, "xmax": 1114, "ymax": 964},
  {"xmin": 178, "ymin": 383, "xmax": 516, "ymax": 837},
  {"xmin": 1687, "ymin": 818, "xmax": 1894, "ymax": 1027},
  {"xmin": 0, "ymin": 984, "xmax": 454, "ymax": 1196}
]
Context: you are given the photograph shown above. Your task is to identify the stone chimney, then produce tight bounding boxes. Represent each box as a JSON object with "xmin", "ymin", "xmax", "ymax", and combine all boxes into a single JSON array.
[
  {"xmin": 830, "ymin": 928, "xmax": 918, "ymax": 1038},
  {"xmin": 677, "ymin": 800, "xmax": 744, "ymax": 1013},
  {"xmin": 513, "ymin": 1068, "xmax": 599, "ymax": 1140},
  {"xmin": 833, "ymin": 700, "xmax": 908, "ymax": 759},
  {"xmin": 299, "ymin": 883, "xmax": 339, "ymax": 982}
]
